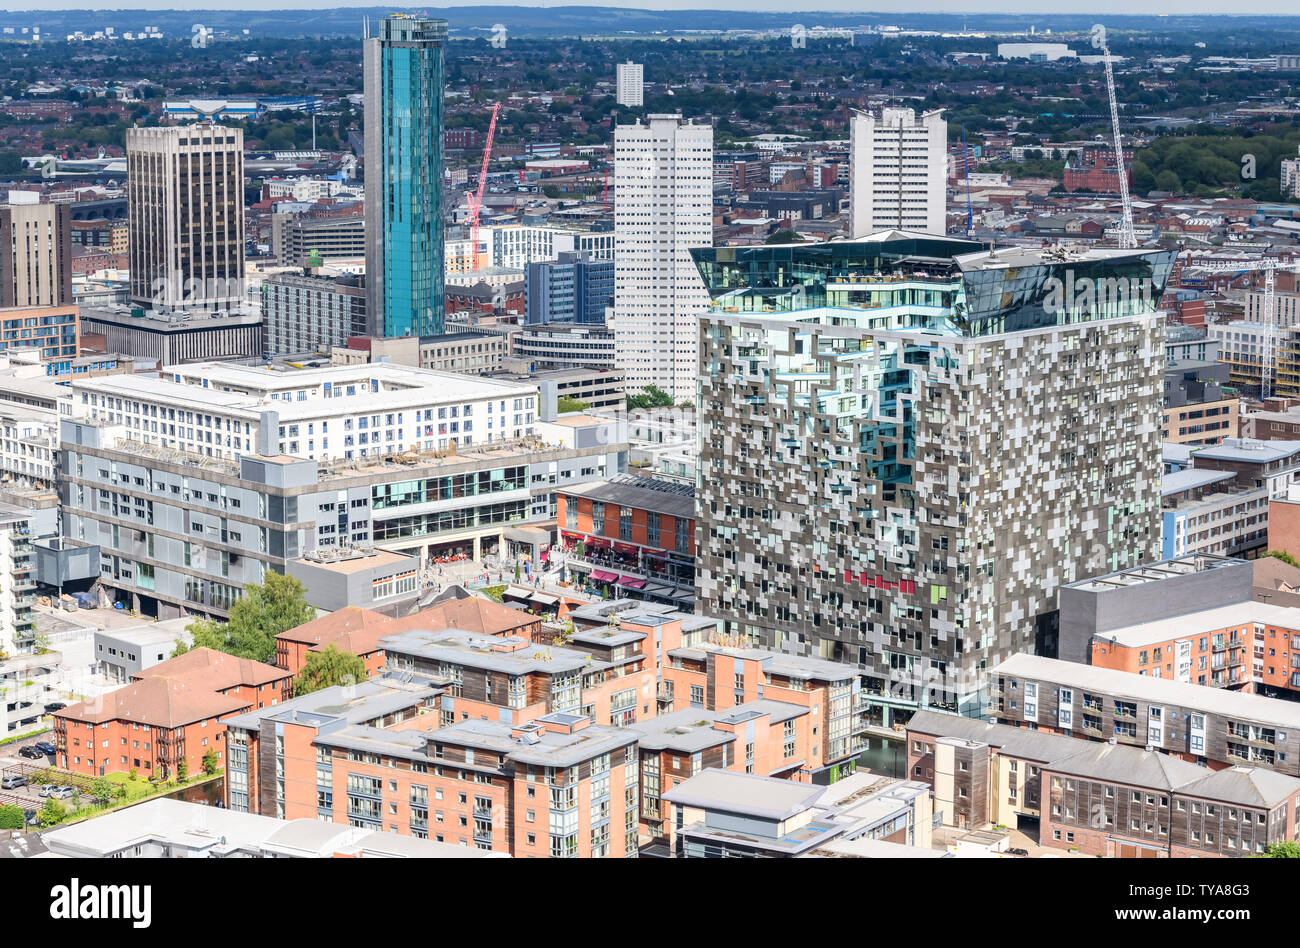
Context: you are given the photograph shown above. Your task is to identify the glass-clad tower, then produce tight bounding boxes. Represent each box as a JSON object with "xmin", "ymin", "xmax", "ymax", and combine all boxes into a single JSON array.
[
  {"xmin": 364, "ymin": 15, "xmax": 445, "ymax": 337},
  {"xmin": 690, "ymin": 232, "xmax": 1175, "ymax": 724}
]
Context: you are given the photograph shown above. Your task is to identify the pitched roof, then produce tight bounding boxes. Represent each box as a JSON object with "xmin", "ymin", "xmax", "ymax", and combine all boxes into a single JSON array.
[
  {"xmin": 1046, "ymin": 742, "xmax": 1207, "ymax": 791},
  {"xmin": 1176, "ymin": 765, "xmax": 1300, "ymax": 808},
  {"xmin": 56, "ymin": 676, "xmax": 250, "ymax": 729},
  {"xmin": 276, "ymin": 607, "xmax": 392, "ymax": 653},
  {"xmin": 134, "ymin": 647, "xmax": 289, "ymax": 690},
  {"xmin": 388, "ymin": 597, "xmax": 540, "ymax": 639}
]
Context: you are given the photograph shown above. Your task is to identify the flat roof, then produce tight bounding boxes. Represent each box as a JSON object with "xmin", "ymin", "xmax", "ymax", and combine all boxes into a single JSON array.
[
  {"xmin": 1161, "ymin": 467, "xmax": 1236, "ymax": 496},
  {"xmin": 663, "ymin": 768, "xmax": 826, "ymax": 820},
  {"xmin": 1191, "ymin": 438, "xmax": 1300, "ymax": 464},
  {"xmin": 1094, "ymin": 601, "xmax": 1300, "ymax": 649}
]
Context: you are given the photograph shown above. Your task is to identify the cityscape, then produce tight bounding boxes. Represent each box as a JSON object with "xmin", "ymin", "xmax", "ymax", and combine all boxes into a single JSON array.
[{"xmin": 0, "ymin": 3, "xmax": 1299, "ymax": 901}]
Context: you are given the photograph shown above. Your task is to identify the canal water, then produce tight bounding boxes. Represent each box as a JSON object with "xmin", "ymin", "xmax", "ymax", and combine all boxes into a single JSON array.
[
  {"xmin": 164, "ymin": 777, "xmax": 224, "ymax": 806},
  {"xmin": 855, "ymin": 736, "xmax": 906, "ymax": 778}
]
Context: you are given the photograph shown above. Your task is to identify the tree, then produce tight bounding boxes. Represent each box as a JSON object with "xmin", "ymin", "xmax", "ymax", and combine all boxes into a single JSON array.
[
  {"xmin": 175, "ymin": 758, "xmax": 189, "ymax": 782},
  {"xmin": 38, "ymin": 799, "xmax": 65, "ymax": 828},
  {"xmin": 764, "ymin": 229, "xmax": 804, "ymax": 244},
  {"xmin": 626, "ymin": 385, "xmax": 674, "ymax": 411},
  {"xmin": 202, "ymin": 748, "xmax": 219, "ymax": 776},
  {"xmin": 1258, "ymin": 841, "xmax": 1300, "ymax": 857},
  {"xmin": 182, "ymin": 572, "xmax": 316, "ymax": 664},
  {"xmin": 0, "ymin": 804, "xmax": 24, "ymax": 829},
  {"xmin": 1264, "ymin": 550, "xmax": 1300, "ymax": 569},
  {"xmin": 556, "ymin": 395, "xmax": 590, "ymax": 413},
  {"xmin": 89, "ymin": 776, "xmax": 117, "ymax": 806},
  {"xmin": 293, "ymin": 645, "xmax": 366, "ymax": 697}
]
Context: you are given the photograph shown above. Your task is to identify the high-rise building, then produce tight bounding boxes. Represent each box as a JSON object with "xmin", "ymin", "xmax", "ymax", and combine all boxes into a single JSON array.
[
  {"xmin": 616, "ymin": 61, "xmax": 644, "ymax": 108},
  {"xmin": 126, "ymin": 123, "xmax": 246, "ymax": 311},
  {"xmin": 613, "ymin": 114, "xmax": 713, "ymax": 401},
  {"xmin": 690, "ymin": 234, "xmax": 1174, "ymax": 722},
  {"xmin": 849, "ymin": 108, "xmax": 947, "ymax": 237},
  {"xmin": 0, "ymin": 201, "xmax": 72, "ymax": 307},
  {"xmin": 525, "ymin": 251, "xmax": 614, "ymax": 325},
  {"xmin": 364, "ymin": 15, "xmax": 446, "ymax": 338}
]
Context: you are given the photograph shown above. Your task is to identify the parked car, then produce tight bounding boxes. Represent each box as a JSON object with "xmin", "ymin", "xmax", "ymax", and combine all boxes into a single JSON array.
[
  {"xmin": 32, "ymin": 741, "xmax": 55, "ymax": 755},
  {"xmin": 1007, "ymin": 848, "xmax": 1030, "ymax": 857},
  {"xmin": 35, "ymin": 784, "xmax": 55, "ymax": 797},
  {"xmin": 17, "ymin": 746, "xmax": 43, "ymax": 760},
  {"xmin": 49, "ymin": 786, "xmax": 77, "ymax": 800},
  {"xmin": 1, "ymin": 775, "xmax": 27, "ymax": 789},
  {"xmin": 42, "ymin": 703, "xmax": 65, "ymax": 713}
]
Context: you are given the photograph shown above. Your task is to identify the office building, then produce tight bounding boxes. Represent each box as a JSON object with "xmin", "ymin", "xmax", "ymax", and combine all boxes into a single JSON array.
[
  {"xmin": 94, "ymin": 617, "xmax": 194, "ymax": 682},
  {"xmin": 364, "ymin": 15, "xmax": 447, "ymax": 337},
  {"xmin": 58, "ymin": 373, "xmax": 624, "ymax": 619},
  {"xmin": 0, "ymin": 201, "xmax": 73, "ymax": 307},
  {"xmin": 849, "ymin": 108, "xmax": 947, "ymax": 237},
  {"xmin": 514, "ymin": 323, "xmax": 616, "ymax": 371},
  {"xmin": 272, "ymin": 214, "xmax": 367, "ymax": 268},
  {"xmin": 616, "ymin": 60, "xmax": 644, "ymax": 108},
  {"xmin": 690, "ymin": 234, "xmax": 1174, "ymax": 721},
  {"xmin": 0, "ymin": 503, "xmax": 35, "ymax": 656},
  {"xmin": 126, "ymin": 123, "xmax": 246, "ymax": 311},
  {"xmin": 613, "ymin": 114, "xmax": 713, "ymax": 401},
  {"xmin": 79, "ymin": 305, "xmax": 263, "ymax": 364},
  {"xmin": 525, "ymin": 251, "xmax": 613, "ymax": 326}
]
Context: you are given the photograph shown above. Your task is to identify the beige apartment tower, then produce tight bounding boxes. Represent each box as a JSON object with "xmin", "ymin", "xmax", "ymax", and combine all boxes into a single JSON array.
[{"xmin": 126, "ymin": 123, "xmax": 245, "ymax": 311}]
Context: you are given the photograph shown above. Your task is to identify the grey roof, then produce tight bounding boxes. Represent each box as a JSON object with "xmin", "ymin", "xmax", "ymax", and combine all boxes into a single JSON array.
[
  {"xmin": 1191, "ymin": 438, "xmax": 1300, "ymax": 464},
  {"xmin": 1175, "ymin": 765, "xmax": 1300, "ymax": 808},
  {"xmin": 663, "ymin": 768, "xmax": 825, "ymax": 820},
  {"xmin": 627, "ymin": 709, "xmax": 735, "ymax": 753},
  {"xmin": 560, "ymin": 474, "xmax": 695, "ymax": 519},
  {"xmin": 222, "ymin": 677, "xmax": 439, "ymax": 731},
  {"xmin": 1046, "ymin": 742, "xmax": 1207, "ymax": 790},
  {"xmin": 993, "ymin": 654, "xmax": 1300, "ymax": 730},
  {"xmin": 907, "ymin": 710, "xmax": 1085, "ymax": 763},
  {"xmin": 379, "ymin": 628, "xmax": 593, "ymax": 674},
  {"xmin": 1161, "ymin": 467, "xmax": 1236, "ymax": 496},
  {"xmin": 434, "ymin": 718, "xmax": 638, "ymax": 768}
]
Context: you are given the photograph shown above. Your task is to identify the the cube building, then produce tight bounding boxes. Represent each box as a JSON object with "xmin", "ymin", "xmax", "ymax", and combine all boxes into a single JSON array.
[{"xmin": 690, "ymin": 232, "xmax": 1175, "ymax": 723}]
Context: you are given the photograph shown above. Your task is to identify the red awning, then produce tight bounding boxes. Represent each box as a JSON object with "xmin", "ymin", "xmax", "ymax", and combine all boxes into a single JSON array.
[
  {"xmin": 586, "ymin": 537, "xmax": 611, "ymax": 548},
  {"xmin": 613, "ymin": 543, "xmax": 639, "ymax": 555},
  {"xmin": 590, "ymin": 570, "xmax": 619, "ymax": 582},
  {"xmin": 616, "ymin": 577, "xmax": 647, "ymax": 590}
]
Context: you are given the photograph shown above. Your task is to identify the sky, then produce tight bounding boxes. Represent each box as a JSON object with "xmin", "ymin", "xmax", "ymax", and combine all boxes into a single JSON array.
[{"xmin": 0, "ymin": 1, "xmax": 1299, "ymax": 14}]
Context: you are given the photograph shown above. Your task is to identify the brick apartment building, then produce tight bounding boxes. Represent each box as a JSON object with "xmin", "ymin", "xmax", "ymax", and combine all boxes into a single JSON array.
[
  {"xmin": 53, "ymin": 647, "xmax": 291, "ymax": 777},
  {"xmin": 907, "ymin": 710, "xmax": 1300, "ymax": 857}
]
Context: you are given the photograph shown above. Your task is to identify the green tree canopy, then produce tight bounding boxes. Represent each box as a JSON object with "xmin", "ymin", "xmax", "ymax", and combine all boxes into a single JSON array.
[
  {"xmin": 179, "ymin": 572, "xmax": 316, "ymax": 665},
  {"xmin": 1259, "ymin": 841, "xmax": 1300, "ymax": 858},
  {"xmin": 293, "ymin": 644, "xmax": 366, "ymax": 697},
  {"xmin": 556, "ymin": 395, "xmax": 590, "ymax": 413},
  {"xmin": 764, "ymin": 229, "xmax": 804, "ymax": 244},
  {"xmin": 0, "ymin": 804, "xmax": 24, "ymax": 829},
  {"xmin": 627, "ymin": 385, "xmax": 674, "ymax": 411}
]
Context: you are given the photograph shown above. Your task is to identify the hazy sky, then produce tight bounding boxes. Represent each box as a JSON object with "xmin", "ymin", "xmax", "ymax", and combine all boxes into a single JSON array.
[{"xmin": 0, "ymin": 0, "xmax": 1298, "ymax": 14}]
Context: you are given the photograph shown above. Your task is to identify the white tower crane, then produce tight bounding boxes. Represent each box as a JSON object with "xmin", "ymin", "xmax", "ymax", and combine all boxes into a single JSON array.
[
  {"xmin": 1099, "ymin": 43, "xmax": 1137, "ymax": 249},
  {"xmin": 1198, "ymin": 257, "xmax": 1283, "ymax": 399}
]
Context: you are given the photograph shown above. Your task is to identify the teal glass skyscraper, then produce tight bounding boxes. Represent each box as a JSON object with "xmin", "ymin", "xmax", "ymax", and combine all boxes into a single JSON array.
[{"xmin": 364, "ymin": 15, "xmax": 445, "ymax": 337}]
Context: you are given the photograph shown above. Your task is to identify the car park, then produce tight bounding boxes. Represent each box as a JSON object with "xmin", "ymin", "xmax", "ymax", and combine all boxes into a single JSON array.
[
  {"xmin": 35, "ymin": 784, "xmax": 55, "ymax": 797},
  {"xmin": 32, "ymin": 741, "xmax": 55, "ymax": 755},
  {"xmin": 1, "ymin": 775, "xmax": 27, "ymax": 790},
  {"xmin": 17, "ymin": 746, "xmax": 43, "ymax": 760},
  {"xmin": 49, "ymin": 786, "xmax": 77, "ymax": 800}
]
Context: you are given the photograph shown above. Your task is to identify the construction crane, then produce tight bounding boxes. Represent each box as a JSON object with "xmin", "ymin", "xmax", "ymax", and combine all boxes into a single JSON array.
[
  {"xmin": 1196, "ymin": 257, "xmax": 1283, "ymax": 399},
  {"xmin": 1098, "ymin": 43, "xmax": 1137, "ymax": 249},
  {"xmin": 467, "ymin": 102, "xmax": 501, "ymax": 273}
]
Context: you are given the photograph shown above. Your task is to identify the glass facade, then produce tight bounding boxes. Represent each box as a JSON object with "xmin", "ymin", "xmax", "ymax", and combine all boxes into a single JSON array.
[
  {"xmin": 373, "ymin": 17, "xmax": 446, "ymax": 338},
  {"xmin": 690, "ymin": 238, "xmax": 1175, "ymax": 338}
]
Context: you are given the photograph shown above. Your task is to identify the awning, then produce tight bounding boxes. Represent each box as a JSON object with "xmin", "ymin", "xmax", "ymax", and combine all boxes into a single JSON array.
[
  {"xmin": 613, "ymin": 543, "xmax": 639, "ymax": 555},
  {"xmin": 589, "ymin": 570, "xmax": 618, "ymax": 583},
  {"xmin": 586, "ymin": 537, "xmax": 611, "ymax": 548},
  {"xmin": 531, "ymin": 592, "xmax": 559, "ymax": 606},
  {"xmin": 504, "ymin": 585, "xmax": 535, "ymax": 599},
  {"xmin": 617, "ymin": 577, "xmax": 647, "ymax": 590}
]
